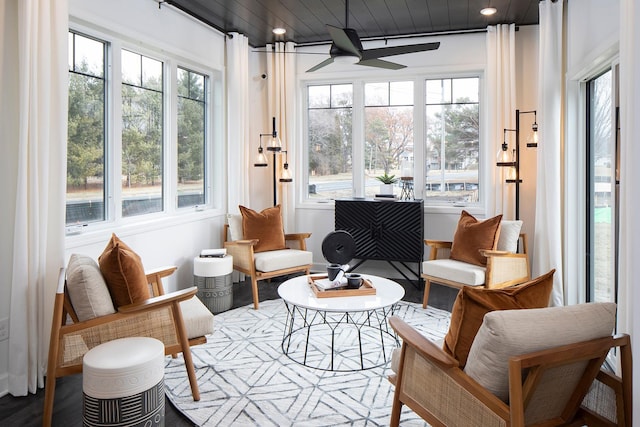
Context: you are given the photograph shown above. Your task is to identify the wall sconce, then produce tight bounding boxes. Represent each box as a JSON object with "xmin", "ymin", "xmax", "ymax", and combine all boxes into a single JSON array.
[
  {"xmin": 255, "ymin": 117, "xmax": 291, "ymax": 206},
  {"xmin": 496, "ymin": 109, "xmax": 538, "ymax": 219}
]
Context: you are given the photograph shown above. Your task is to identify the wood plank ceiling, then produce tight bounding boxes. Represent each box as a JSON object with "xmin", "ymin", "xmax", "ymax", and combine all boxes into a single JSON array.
[{"xmin": 164, "ymin": 0, "xmax": 539, "ymax": 47}]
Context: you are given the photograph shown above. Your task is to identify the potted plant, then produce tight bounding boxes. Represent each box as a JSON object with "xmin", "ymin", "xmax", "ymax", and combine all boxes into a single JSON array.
[{"xmin": 376, "ymin": 172, "xmax": 398, "ymax": 195}]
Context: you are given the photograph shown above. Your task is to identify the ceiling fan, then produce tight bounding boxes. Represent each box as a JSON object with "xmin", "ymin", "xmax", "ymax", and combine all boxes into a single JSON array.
[{"xmin": 306, "ymin": 0, "xmax": 440, "ymax": 73}]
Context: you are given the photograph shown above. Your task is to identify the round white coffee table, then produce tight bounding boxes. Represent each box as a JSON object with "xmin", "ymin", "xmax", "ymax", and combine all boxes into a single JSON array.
[{"xmin": 277, "ymin": 274, "xmax": 405, "ymax": 371}]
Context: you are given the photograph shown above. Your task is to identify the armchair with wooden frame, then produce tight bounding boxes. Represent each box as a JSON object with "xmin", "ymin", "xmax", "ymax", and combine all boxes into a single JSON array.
[
  {"xmin": 422, "ymin": 220, "xmax": 530, "ymax": 308},
  {"xmin": 223, "ymin": 213, "xmax": 312, "ymax": 310},
  {"xmin": 43, "ymin": 265, "xmax": 213, "ymax": 427},
  {"xmin": 388, "ymin": 303, "xmax": 632, "ymax": 427}
]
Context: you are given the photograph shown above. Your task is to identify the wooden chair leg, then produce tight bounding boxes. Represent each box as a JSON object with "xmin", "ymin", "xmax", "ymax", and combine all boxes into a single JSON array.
[
  {"xmin": 171, "ymin": 303, "xmax": 200, "ymax": 401},
  {"xmin": 422, "ymin": 279, "xmax": 432, "ymax": 309},
  {"xmin": 42, "ymin": 376, "xmax": 56, "ymax": 427},
  {"xmin": 251, "ymin": 276, "xmax": 260, "ymax": 310}
]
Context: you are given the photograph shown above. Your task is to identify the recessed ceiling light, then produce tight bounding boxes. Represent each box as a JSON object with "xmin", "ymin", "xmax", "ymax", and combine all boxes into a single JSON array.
[
  {"xmin": 481, "ymin": 7, "xmax": 497, "ymax": 16},
  {"xmin": 272, "ymin": 27, "xmax": 286, "ymax": 35}
]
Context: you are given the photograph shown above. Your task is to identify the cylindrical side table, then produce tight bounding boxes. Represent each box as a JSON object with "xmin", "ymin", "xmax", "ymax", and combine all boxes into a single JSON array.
[
  {"xmin": 193, "ymin": 254, "xmax": 234, "ymax": 314},
  {"xmin": 82, "ymin": 337, "xmax": 165, "ymax": 427}
]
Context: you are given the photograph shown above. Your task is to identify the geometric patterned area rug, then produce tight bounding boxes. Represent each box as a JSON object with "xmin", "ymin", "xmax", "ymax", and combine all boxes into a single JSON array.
[{"xmin": 164, "ymin": 299, "xmax": 450, "ymax": 426}]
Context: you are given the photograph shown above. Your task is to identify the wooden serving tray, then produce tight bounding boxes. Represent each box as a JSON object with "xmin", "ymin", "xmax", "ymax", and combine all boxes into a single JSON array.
[{"xmin": 307, "ymin": 275, "xmax": 376, "ymax": 298}]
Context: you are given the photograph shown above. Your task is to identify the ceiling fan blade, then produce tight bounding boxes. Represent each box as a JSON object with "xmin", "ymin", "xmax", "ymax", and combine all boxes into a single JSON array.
[
  {"xmin": 306, "ymin": 57, "xmax": 335, "ymax": 73},
  {"xmin": 360, "ymin": 42, "xmax": 440, "ymax": 60},
  {"xmin": 357, "ymin": 58, "xmax": 406, "ymax": 70},
  {"xmin": 326, "ymin": 25, "xmax": 362, "ymax": 57}
]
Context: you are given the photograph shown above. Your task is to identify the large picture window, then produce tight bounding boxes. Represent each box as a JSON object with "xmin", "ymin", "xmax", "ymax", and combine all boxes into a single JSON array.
[
  {"xmin": 304, "ymin": 76, "xmax": 481, "ymax": 205},
  {"xmin": 66, "ymin": 29, "xmax": 216, "ymax": 230}
]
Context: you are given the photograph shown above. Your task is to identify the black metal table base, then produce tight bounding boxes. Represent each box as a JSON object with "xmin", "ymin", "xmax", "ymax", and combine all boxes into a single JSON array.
[{"xmin": 281, "ymin": 302, "xmax": 400, "ymax": 372}]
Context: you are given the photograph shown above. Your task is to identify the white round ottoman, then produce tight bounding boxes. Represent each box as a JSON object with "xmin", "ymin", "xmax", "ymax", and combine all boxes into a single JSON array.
[
  {"xmin": 193, "ymin": 254, "xmax": 234, "ymax": 314},
  {"xmin": 83, "ymin": 337, "xmax": 165, "ymax": 427}
]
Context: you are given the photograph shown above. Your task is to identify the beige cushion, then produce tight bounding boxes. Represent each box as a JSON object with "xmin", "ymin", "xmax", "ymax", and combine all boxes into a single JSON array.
[
  {"xmin": 422, "ymin": 259, "xmax": 486, "ymax": 286},
  {"xmin": 450, "ymin": 211, "xmax": 502, "ymax": 266},
  {"xmin": 497, "ymin": 220, "xmax": 523, "ymax": 252},
  {"xmin": 254, "ymin": 249, "xmax": 313, "ymax": 272},
  {"xmin": 464, "ymin": 302, "xmax": 617, "ymax": 402},
  {"xmin": 180, "ymin": 296, "xmax": 215, "ymax": 338},
  {"xmin": 66, "ymin": 254, "xmax": 116, "ymax": 321},
  {"xmin": 239, "ymin": 205, "xmax": 286, "ymax": 252},
  {"xmin": 227, "ymin": 214, "xmax": 243, "ymax": 241},
  {"xmin": 98, "ymin": 234, "xmax": 151, "ymax": 307}
]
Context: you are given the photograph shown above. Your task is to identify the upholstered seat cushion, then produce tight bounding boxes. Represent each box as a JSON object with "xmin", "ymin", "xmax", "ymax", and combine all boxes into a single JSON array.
[
  {"xmin": 179, "ymin": 296, "xmax": 215, "ymax": 338},
  {"xmin": 464, "ymin": 302, "xmax": 617, "ymax": 402},
  {"xmin": 422, "ymin": 258, "xmax": 486, "ymax": 286},
  {"xmin": 253, "ymin": 249, "xmax": 313, "ymax": 272}
]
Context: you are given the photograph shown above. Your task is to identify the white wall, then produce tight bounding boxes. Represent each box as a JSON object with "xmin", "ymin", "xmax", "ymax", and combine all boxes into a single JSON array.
[{"xmin": 289, "ymin": 29, "xmax": 540, "ymax": 275}]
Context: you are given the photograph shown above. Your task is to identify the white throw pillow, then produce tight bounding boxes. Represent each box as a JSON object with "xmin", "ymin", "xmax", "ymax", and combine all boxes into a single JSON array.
[
  {"xmin": 66, "ymin": 254, "xmax": 116, "ymax": 321},
  {"xmin": 463, "ymin": 302, "xmax": 616, "ymax": 402},
  {"xmin": 496, "ymin": 220, "xmax": 523, "ymax": 252}
]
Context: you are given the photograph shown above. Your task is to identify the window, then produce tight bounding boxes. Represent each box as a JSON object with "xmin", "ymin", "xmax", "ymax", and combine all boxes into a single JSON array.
[
  {"xmin": 425, "ymin": 78, "xmax": 479, "ymax": 203},
  {"xmin": 586, "ymin": 67, "xmax": 618, "ymax": 303},
  {"xmin": 121, "ymin": 50, "xmax": 164, "ymax": 217},
  {"xmin": 304, "ymin": 76, "xmax": 481, "ymax": 205},
  {"xmin": 307, "ymin": 84, "xmax": 353, "ymax": 200},
  {"xmin": 177, "ymin": 67, "xmax": 206, "ymax": 208},
  {"xmin": 66, "ymin": 29, "xmax": 216, "ymax": 230},
  {"xmin": 364, "ymin": 81, "xmax": 414, "ymax": 198},
  {"xmin": 66, "ymin": 32, "xmax": 106, "ymax": 224}
]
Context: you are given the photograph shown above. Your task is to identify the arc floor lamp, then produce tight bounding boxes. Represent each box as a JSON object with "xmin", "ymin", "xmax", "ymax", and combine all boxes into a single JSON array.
[
  {"xmin": 254, "ymin": 117, "xmax": 292, "ymax": 206},
  {"xmin": 496, "ymin": 109, "xmax": 538, "ymax": 220}
]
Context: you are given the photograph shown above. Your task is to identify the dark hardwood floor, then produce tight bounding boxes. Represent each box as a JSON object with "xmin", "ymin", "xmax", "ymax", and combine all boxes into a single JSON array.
[{"xmin": 0, "ymin": 274, "xmax": 456, "ymax": 427}]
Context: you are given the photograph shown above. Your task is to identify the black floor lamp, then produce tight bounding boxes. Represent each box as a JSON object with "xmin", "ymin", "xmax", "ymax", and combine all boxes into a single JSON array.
[
  {"xmin": 254, "ymin": 117, "xmax": 292, "ymax": 206},
  {"xmin": 496, "ymin": 109, "xmax": 538, "ymax": 220}
]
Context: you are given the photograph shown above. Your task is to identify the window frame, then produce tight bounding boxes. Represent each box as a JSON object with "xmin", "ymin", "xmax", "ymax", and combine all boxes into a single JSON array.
[
  {"xmin": 66, "ymin": 23, "xmax": 221, "ymax": 240},
  {"xmin": 299, "ymin": 71, "xmax": 486, "ymax": 213}
]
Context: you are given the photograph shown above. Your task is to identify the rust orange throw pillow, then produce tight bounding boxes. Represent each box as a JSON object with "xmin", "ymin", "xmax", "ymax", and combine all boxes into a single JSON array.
[
  {"xmin": 449, "ymin": 210, "xmax": 502, "ymax": 266},
  {"xmin": 239, "ymin": 205, "xmax": 286, "ymax": 253},
  {"xmin": 98, "ymin": 233, "xmax": 150, "ymax": 307},
  {"xmin": 443, "ymin": 269, "xmax": 555, "ymax": 368}
]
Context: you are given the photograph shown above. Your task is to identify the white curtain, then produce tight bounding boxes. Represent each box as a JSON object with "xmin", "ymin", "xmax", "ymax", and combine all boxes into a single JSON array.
[
  {"xmin": 532, "ymin": 0, "xmax": 564, "ymax": 306},
  {"xmin": 618, "ymin": 0, "xmax": 640, "ymax": 417},
  {"xmin": 226, "ymin": 32, "xmax": 251, "ymax": 214},
  {"xmin": 9, "ymin": 0, "xmax": 68, "ymax": 395},
  {"xmin": 266, "ymin": 42, "xmax": 296, "ymax": 231},
  {"xmin": 486, "ymin": 24, "xmax": 516, "ymax": 218}
]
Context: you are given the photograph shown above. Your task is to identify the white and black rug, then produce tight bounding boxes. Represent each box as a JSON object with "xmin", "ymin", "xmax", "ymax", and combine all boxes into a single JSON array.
[{"xmin": 164, "ymin": 299, "xmax": 450, "ymax": 426}]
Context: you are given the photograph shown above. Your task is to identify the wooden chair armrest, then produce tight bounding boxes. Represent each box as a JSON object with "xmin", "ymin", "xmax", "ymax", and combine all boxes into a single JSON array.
[
  {"xmin": 479, "ymin": 249, "xmax": 511, "ymax": 257},
  {"xmin": 285, "ymin": 232, "xmax": 311, "ymax": 241},
  {"xmin": 224, "ymin": 239, "xmax": 259, "ymax": 247},
  {"xmin": 145, "ymin": 266, "xmax": 177, "ymax": 280},
  {"xmin": 389, "ymin": 316, "xmax": 458, "ymax": 369},
  {"xmin": 424, "ymin": 239, "xmax": 452, "ymax": 249},
  {"xmin": 118, "ymin": 287, "xmax": 198, "ymax": 314}
]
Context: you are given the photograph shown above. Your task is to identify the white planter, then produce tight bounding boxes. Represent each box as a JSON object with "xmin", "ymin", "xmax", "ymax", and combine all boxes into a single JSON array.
[{"xmin": 379, "ymin": 183, "xmax": 394, "ymax": 195}]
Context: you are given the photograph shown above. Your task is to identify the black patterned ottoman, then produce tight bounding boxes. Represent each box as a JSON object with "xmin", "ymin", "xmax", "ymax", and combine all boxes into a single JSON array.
[{"xmin": 82, "ymin": 337, "xmax": 165, "ymax": 426}]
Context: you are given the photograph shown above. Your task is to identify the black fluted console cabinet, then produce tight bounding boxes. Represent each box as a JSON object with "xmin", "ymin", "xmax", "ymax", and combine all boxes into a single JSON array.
[{"xmin": 335, "ymin": 199, "xmax": 424, "ymax": 281}]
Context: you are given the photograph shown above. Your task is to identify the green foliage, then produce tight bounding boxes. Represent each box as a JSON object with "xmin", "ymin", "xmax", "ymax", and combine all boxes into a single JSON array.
[
  {"xmin": 375, "ymin": 172, "xmax": 398, "ymax": 184},
  {"xmin": 426, "ymin": 101, "xmax": 479, "ymax": 170}
]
